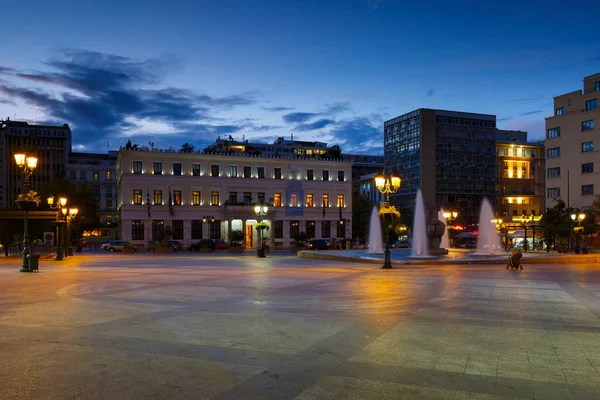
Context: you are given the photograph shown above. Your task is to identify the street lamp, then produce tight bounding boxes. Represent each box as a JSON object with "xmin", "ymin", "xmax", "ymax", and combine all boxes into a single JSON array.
[
  {"xmin": 61, "ymin": 207, "xmax": 78, "ymax": 256},
  {"xmin": 443, "ymin": 211, "xmax": 458, "ymax": 228},
  {"xmin": 374, "ymin": 172, "xmax": 401, "ymax": 269},
  {"xmin": 202, "ymin": 215, "xmax": 215, "ymax": 240},
  {"xmin": 571, "ymin": 212, "xmax": 585, "ymax": 252},
  {"xmin": 254, "ymin": 204, "xmax": 269, "ymax": 258},
  {"xmin": 47, "ymin": 196, "xmax": 68, "ymax": 260},
  {"xmin": 14, "ymin": 152, "xmax": 38, "ymax": 272},
  {"xmin": 520, "ymin": 214, "xmax": 533, "ymax": 252},
  {"xmin": 491, "ymin": 218, "xmax": 505, "ymax": 251}
]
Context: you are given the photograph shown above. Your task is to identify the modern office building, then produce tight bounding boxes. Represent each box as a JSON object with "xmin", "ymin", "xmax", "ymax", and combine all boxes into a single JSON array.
[
  {"xmin": 66, "ymin": 151, "xmax": 119, "ymax": 237},
  {"xmin": 117, "ymin": 147, "xmax": 353, "ymax": 247},
  {"xmin": 384, "ymin": 109, "xmax": 497, "ymax": 225},
  {"xmin": 0, "ymin": 118, "xmax": 71, "ymax": 208},
  {"xmin": 545, "ymin": 72, "xmax": 600, "ymax": 211}
]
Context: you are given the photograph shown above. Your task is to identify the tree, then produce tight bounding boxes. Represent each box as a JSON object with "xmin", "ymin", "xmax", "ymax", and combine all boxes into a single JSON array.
[{"xmin": 180, "ymin": 143, "xmax": 195, "ymax": 153}]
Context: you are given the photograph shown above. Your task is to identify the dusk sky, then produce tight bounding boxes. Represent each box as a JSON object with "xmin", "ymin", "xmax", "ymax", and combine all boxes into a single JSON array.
[{"xmin": 1, "ymin": 0, "xmax": 599, "ymax": 154}]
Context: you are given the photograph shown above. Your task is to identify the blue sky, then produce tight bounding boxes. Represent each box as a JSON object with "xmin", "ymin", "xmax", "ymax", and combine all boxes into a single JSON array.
[{"xmin": 1, "ymin": 0, "xmax": 599, "ymax": 154}]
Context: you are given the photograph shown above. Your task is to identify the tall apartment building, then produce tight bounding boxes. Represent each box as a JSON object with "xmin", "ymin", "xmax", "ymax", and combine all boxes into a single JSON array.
[
  {"xmin": 117, "ymin": 147, "xmax": 353, "ymax": 247},
  {"xmin": 545, "ymin": 72, "xmax": 600, "ymax": 210},
  {"xmin": 0, "ymin": 118, "xmax": 71, "ymax": 208},
  {"xmin": 384, "ymin": 109, "xmax": 497, "ymax": 224},
  {"xmin": 66, "ymin": 151, "xmax": 119, "ymax": 236}
]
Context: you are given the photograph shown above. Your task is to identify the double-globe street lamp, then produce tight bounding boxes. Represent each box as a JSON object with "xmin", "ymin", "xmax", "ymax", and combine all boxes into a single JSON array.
[
  {"xmin": 571, "ymin": 212, "xmax": 586, "ymax": 251},
  {"xmin": 444, "ymin": 210, "xmax": 459, "ymax": 247},
  {"xmin": 14, "ymin": 152, "xmax": 38, "ymax": 272},
  {"xmin": 374, "ymin": 173, "xmax": 401, "ymax": 269},
  {"xmin": 254, "ymin": 204, "xmax": 269, "ymax": 258},
  {"xmin": 47, "ymin": 195, "xmax": 67, "ymax": 260},
  {"xmin": 63, "ymin": 207, "xmax": 79, "ymax": 256}
]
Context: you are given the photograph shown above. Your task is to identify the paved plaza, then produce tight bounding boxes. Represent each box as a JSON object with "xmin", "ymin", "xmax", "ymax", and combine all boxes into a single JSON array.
[{"xmin": 1, "ymin": 252, "xmax": 600, "ymax": 399}]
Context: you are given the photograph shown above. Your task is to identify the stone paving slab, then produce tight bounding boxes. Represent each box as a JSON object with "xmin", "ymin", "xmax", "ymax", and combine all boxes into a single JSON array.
[{"xmin": 1, "ymin": 253, "xmax": 600, "ymax": 399}]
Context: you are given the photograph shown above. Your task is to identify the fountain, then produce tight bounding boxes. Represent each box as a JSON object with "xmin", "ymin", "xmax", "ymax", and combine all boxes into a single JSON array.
[
  {"xmin": 367, "ymin": 206, "xmax": 384, "ymax": 254},
  {"xmin": 474, "ymin": 198, "xmax": 504, "ymax": 255},
  {"xmin": 411, "ymin": 190, "xmax": 429, "ymax": 257},
  {"xmin": 438, "ymin": 209, "xmax": 449, "ymax": 249}
]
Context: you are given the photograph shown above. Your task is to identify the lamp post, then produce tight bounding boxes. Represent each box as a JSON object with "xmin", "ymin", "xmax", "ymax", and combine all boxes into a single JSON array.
[
  {"xmin": 14, "ymin": 152, "xmax": 38, "ymax": 272},
  {"xmin": 202, "ymin": 215, "xmax": 215, "ymax": 240},
  {"xmin": 254, "ymin": 204, "xmax": 268, "ymax": 258},
  {"xmin": 443, "ymin": 210, "xmax": 458, "ymax": 247},
  {"xmin": 520, "ymin": 214, "xmax": 533, "ymax": 252},
  {"xmin": 571, "ymin": 212, "xmax": 585, "ymax": 252},
  {"xmin": 63, "ymin": 207, "xmax": 78, "ymax": 256},
  {"xmin": 491, "ymin": 218, "xmax": 505, "ymax": 251},
  {"xmin": 47, "ymin": 196, "xmax": 68, "ymax": 260},
  {"xmin": 374, "ymin": 173, "xmax": 401, "ymax": 269}
]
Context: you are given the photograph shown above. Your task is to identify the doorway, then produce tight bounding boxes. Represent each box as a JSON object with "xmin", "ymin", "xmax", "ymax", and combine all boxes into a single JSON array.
[{"xmin": 245, "ymin": 225, "xmax": 253, "ymax": 248}]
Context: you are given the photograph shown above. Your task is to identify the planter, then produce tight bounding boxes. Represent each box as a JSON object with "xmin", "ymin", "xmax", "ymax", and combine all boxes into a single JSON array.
[
  {"xmin": 228, "ymin": 246, "xmax": 244, "ymax": 253},
  {"xmin": 16, "ymin": 200, "xmax": 38, "ymax": 210},
  {"xmin": 155, "ymin": 246, "xmax": 172, "ymax": 253}
]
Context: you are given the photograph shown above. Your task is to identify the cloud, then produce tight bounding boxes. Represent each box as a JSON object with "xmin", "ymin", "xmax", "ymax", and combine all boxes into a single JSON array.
[
  {"xmin": 426, "ymin": 88, "xmax": 436, "ymax": 97},
  {"xmin": 506, "ymin": 95, "xmax": 544, "ymax": 104},
  {"xmin": 519, "ymin": 110, "xmax": 542, "ymax": 116},
  {"xmin": 282, "ymin": 112, "xmax": 320, "ymax": 123},
  {"xmin": 0, "ymin": 97, "xmax": 16, "ymax": 105},
  {"xmin": 296, "ymin": 119, "xmax": 335, "ymax": 131},
  {"xmin": 261, "ymin": 106, "xmax": 294, "ymax": 112},
  {"xmin": 325, "ymin": 102, "xmax": 351, "ymax": 114},
  {"xmin": 498, "ymin": 116, "xmax": 514, "ymax": 122},
  {"xmin": 326, "ymin": 117, "xmax": 383, "ymax": 154}
]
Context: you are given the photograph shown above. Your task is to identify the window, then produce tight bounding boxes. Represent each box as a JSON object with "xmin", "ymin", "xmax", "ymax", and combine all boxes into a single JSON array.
[
  {"xmin": 152, "ymin": 220, "xmax": 164, "ymax": 239},
  {"xmin": 192, "ymin": 190, "xmax": 201, "ymax": 205},
  {"xmin": 211, "ymin": 191, "xmax": 219, "ymax": 206},
  {"xmin": 209, "ymin": 220, "xmax": 221, "ymax": 240},
  {"xmin": 274, "ymin": 220, "xmax": 283, "ymax": 239},
  {"xmin": 274, "ymin": 193, "xmax": 281, "ymax": 207},
  {"xmin": 228, "ymin": 192, "xmax": 238, "ymax": 204},
  {"xmin": 93, "ymin": 185, "xmax": 100, "ymax": 197},
  {"xmin": 258, "ymin": 192, "xmax": 265, "ymax": 204},
  {"xmin": 547, "ymin": 147, "xmax": 560, "ymax": 158},
  {"xmin": 530, "ymin": 150, "xmax": 536, "ymax": 158},
  {"xmin": 321, "ymin": 221, "xmax": 331, "ymax": 238},
  {"xmin": 307, "ymin": 169, "xmax": 314, "ymax": 180},
  {"xmin": 337, "ymin": 194, "xmax": 345, "ymax": 207},
  {"xmin": 153, "ymin": 162, "xmax": 163, "ymax": 175},
  {"xmin": 211, "ymin": 165, "xmax": 220, "ymax": 177},
  {"xmin": 547, "ymin": 187, "xmax": 560, "ymax": 198},
  {"xmin": 290, "ymin": 193, "xmax": 298, "ymax": 207},
  {"xmin": 173, "ymin": 163, "xmax": 182, "ymax": 176},
  {"xmin": 513, "ymin": 149, "xmax": 517, "ymax": 156},
  {"xmin": 244, "ymin": 166, "xmax": 251, "ymax": 178},
  {"xmin": 306, "ymin": 221, "xmax": 315, "ymax": 238},
  {"xmin": 93, "ymin": 172, "xmax": 99, "ymax": 181},
  {"xmin": 582, "ymin": 120, "xmax": 594, "ymax": 131},
  {"xmin": 274, "ymin": 167, "xmax": 282, "ymax": 179},
  {"xmin": 191, "ymin": 220, "xmax": 203, "ymax": 240},
  {"xmin": 153, "ymin": 190, "xmax": 162, "ymax": 205},
  {"xmin": 338, "ymin": 171, "xmax": 345, "ymax": 182},
  {"xmin": 596, "ymin": 81, "xmax": 600, "ymax": 91},
  {"xmin": 585, "ymin": 99, "xmax": 598, "ymax": 111},
  {"xmin": 173, "ymin": 190, "xmax": 182, "ymax": 205},
  {"xmin": 133, "ymin": 161, "xmax": 142, "ymax": 174},
  {"xmin": 172, "ymin": 220, "xmax": 183, "ymax": 240},
  {"xmin": 582, "ymin": 163, "xmax": 594, "ymax": 174},
  {"xmin": 80, "ymin": 171, "xmax": 87, "ymax": 180},
  {"xmin": 257, "ymin": 167, "xmax": 265, "ymax": 179},
  {"xmin": 106, "ymin": 171, "xmax": 112, "ymax": 180},
  {"xmin": 69, "ymin": 170, "xmax": 76, "ymax": 179},
  {"xmin": 582, "ymin": 141, "xmax": 594, "ymax": 152},
  {"xmin": 582, "ymin": 185, "xmax": 594, "ymax": 196},
  {"xmin": 306, "ymin": 193, "xmax": 314, "ymax": 207},
  {"xmin": 132, "ymin": 220, "xmax": 144, "ymax": 240},
  {"xmin": 547, "ymin": 167, "xmax": 560, "ymax": 178},
  {"xmin": 244, "ymin": 192, "xmax": 252, "ymax": 204},
  {"xmin": 323, "ymin": 170, "xmax": 330, "ymax": 181},
  {"xmin": 555, "ymin": 107, "xmax": 564, "ymax": 116},
  {"xmin": 192, "ymin": 163, "xmax": 201, "ymax": 176},
  {"xmin": 133, "ymin": 189, "xmax": 142, "ymax": 205},
  {"xmin": 229, "ymin": 165, "xmax": 238, "ymax": 178},
  {"xmin": 290, "ymin": 220, "xmax": 299, "ymax": 238},
  {"xmin": 503, "ymin": 148, "xmax": 508, "ymax": 156}
]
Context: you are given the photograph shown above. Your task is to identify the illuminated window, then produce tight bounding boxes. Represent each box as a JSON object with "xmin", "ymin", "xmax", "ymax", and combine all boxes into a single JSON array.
[
  {"xmin": 211, "ymin": 191, "xmax": 219, "ymax": 206},
  {"xmin": 306, "ymin": 193, "xmax": 314, "ymax": 207},
  {"xmin": 173, "ymin": 190, "xmax": 182, "ymax": 205},
  {"xmin": 153, "ymin": 190, "xmax": 162, "ymax": 205},
  {"xmin": 337, "ymin": 194, "xmax": 345, "ymax": 207},
  {"xmin": 322, "ymin": 194, "xmax": 330, "ymax": 207},
  {"xmin": 93, "ymin": 172, "xmax": 99, "ymax": 180},
  {"xmin": 290, "ymin": 193, "xmax": 298, "ymax": 207},
  {"xmin": 274, "ymin": 193, "xmax": 281, "ymax": 207},
  {"xmin": 106, "ymin": 171, "xmax": 112, "ymax": 180},
  {"xmin": 133, "ymin": 189, "xmax": 142, "ymax": 205},
  {"xmin": 192, "ymin": 191, "xmax": 200, "ymax": 205}
]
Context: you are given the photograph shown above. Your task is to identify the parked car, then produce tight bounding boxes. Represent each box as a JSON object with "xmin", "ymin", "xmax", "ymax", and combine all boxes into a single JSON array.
[
  {"xmin": 102, "ymin": 240, "xmax": 137, "ymax": 252},
  {"xmin": 188, "ymin": 239, "xmax": 216, "ymax": 252},
  {"xmin": 146, "ymin": 240, "xmax": 183, "ymax": 252},
  {"xmin": 214, "ymin": 240, "xmax": 230, "ymax": 250},
  {"xmin": 458, "ymin": 240, "xmax": 477, "ymax": 249},
  {"xmin": 307, "ymin": 239, "xmax": 329, "ymax": 250},
  {"xmin": 391, "ymin": 240, "xmax": 411, "ymax": 248}
]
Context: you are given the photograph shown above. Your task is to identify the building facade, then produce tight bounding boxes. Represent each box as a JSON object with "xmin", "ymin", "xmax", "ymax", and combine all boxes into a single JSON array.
[
  {"xmin": 545, "ymin": 72, "xmax": 600, "ymax": 211},
  {"xmin": 384, "ymin": 109, "xmax": 497, "ymax": 224},
  {"xmin": 0, "ymin": 119, "xmax": 71, "ymax": 208},
  {"xmin": 117, "ymin": 148, "xmax": 353, "ymax": 247}
]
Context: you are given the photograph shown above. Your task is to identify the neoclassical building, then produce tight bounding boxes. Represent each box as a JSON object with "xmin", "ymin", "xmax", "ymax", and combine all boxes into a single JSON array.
[{"xmin": 117, "ymin": 148, "xmax": 353, "ymax": 248}]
